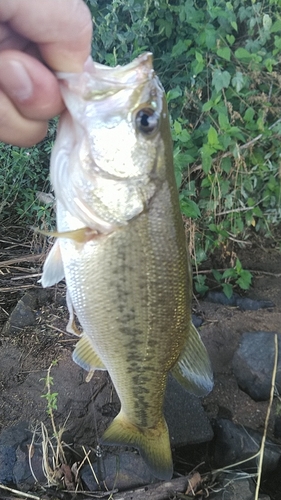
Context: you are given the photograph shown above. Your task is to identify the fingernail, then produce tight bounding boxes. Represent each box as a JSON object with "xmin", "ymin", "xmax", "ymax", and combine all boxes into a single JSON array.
[{"xmin": 0, "ymin": 60, "xmax": 33, "ymax": 102}]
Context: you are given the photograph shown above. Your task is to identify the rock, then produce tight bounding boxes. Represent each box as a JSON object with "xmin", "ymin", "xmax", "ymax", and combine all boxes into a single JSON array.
[
  {"xmin": 206, "ymin": 291, "xmax": 274, "ymax": 311},
  {"xmin": 81, "ymin": 450, "xmax": 157, "ymax": 490},
  {"xmin": 0, "ymin": 422, "xmax": 31, "ymax": 485},
  {"xmin": 164, "ymin": 375, "xmax": 213, "ymax": 446},
  {"xmin": 2, "ymin": 293, "xmax": 36, "ymax": 335},
  {"xmin": 274, "ymin": 415, "xmax": 281, "ymax": 439},
  {"xmin": 192, "ymin": 314, "xmax": 203, "ymax": 327},
  {"xmin": 0, "ymin": 445, "xmax": 16, "ymax": 484},
  {"xmin": 232, "ymin": 331, "xmax": 281, "ymax": 401},
  {"xmin": 213, "ymin": 418, "xmax": 281, "ymax": 474}
]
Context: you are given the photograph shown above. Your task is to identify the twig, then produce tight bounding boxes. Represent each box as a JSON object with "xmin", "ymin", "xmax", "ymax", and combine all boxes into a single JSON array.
[
  {"xmin": 0, "ymin": 254, "xmax": 43, "ymax": 267},
  {"xmin": 0, "ymin": 484, "xmax": 40, "ymax": 499},
  {"xmin": 28, "ymin": 427, "xmax": 39, "ymax": 485},
  {"xmin": 254, "ymin": 334, "xmax": 278, "ymax": 500}
]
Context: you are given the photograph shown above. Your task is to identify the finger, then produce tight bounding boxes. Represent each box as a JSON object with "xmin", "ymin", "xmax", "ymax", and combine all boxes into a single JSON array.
[
  {"xmin": 0, "ymin": 0, "xmax": 92, "ymax": 72},
  {"xmin": 0, "ymin": 90, "xmax": 48, "ymax": 147},
  {"xmin": 0, "ymin": 50, "xmax": 64, "ymax": 120}
]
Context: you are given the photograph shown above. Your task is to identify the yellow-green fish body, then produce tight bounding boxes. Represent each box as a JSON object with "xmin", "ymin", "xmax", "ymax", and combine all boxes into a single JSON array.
[{"xmin": 41, "ymin": 53, "xmax": 213, "ymax": 480}]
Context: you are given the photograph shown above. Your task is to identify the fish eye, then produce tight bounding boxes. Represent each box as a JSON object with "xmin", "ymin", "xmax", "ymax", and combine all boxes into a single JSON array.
[{"xmin": 135, "ymin": 108, "xmax": 159, "ymax": 135}]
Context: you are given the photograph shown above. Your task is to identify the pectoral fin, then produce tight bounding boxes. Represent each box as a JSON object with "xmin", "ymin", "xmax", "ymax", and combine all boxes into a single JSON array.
[
  {"xmin": 66, "ymin": 290, "xmax": 81, "ymax": 336},
  {"xmin": 72, "ymin": 334, "xmax": 106, "ymax": 371},
  {"xmin": 37, "ymin": 227, "xmax": 99, "ymax": 243},
  {"xmin": 40, "ymin": 240, "xmax": 65, "ymax": 287},
  {"xmin": 171, "ymin": 322, "xmax": 213, "ymax": 396}
]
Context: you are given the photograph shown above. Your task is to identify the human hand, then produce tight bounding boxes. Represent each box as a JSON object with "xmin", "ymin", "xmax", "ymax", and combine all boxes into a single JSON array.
[{"xmin": 0, "ymin": 0, "xmax": 92, "ymax": 147}]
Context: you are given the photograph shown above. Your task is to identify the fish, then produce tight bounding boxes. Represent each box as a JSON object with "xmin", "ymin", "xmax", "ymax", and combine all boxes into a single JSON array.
[{"xmin": 41, "ymin": 52, "xmax": 213, "ymax": 481}]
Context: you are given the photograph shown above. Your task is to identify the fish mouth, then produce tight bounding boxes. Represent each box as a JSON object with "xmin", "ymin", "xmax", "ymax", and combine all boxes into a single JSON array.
[{"xmin": 57, "ymin": 52, "xmax": 156, "ymax": 100}]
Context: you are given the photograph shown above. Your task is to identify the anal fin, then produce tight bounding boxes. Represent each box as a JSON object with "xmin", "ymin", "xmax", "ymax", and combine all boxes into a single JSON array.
[
  {"xmin": 171, "ymin": 322, "xmax": 213, "ymax": 396},
  {"xmin": 72, "ymin": 334, "xmax": 106, "ymax": 371},
  {"xmin": 40, "ymin": 240, "xmax": 65, "ymax": 287}
]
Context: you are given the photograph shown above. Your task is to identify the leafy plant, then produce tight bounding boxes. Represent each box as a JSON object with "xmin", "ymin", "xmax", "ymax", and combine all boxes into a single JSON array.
[
  {"xmin": 40, "ymin": 360, "xmax": 59, "ymax": 426},
  {"xmin": 2, "ymin": 0, "xmax": 281, "ymax": 296}
]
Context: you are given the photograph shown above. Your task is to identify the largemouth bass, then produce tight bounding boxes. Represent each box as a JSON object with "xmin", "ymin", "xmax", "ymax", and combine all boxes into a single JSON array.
[{"xmin": 41, "ymin": 53, "xmax": 213, "ymax": 480}]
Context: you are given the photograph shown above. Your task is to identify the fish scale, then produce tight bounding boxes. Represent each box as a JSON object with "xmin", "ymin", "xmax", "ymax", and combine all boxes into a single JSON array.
[{"xmin": 41, "ymin": 52, "xmax": 213, "ymax": 480}]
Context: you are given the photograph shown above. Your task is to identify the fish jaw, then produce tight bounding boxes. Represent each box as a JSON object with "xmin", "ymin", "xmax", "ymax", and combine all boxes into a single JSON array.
[{"xmin": 50, "ymin": 53, "xmax": 166, "ymax": 231}]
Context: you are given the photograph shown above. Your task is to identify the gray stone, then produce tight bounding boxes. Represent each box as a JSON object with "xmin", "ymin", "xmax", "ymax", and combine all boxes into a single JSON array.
[
  {"xmin": 0, "ymin": 445, "xmax": 16, "ymax": 484},
  {"xmin": 213, "ymin": 418, "xmax": 281, "ymax": 474},
  {"xmin": 206, "ymin": 291, "xmax": 274, "ymax": 310},
  {"xmin": 232, "ymin": 331, "xmax": 281, "ymax": 401},
  {"xmin": 0, "ymin": 421, "xmax": 31, "ymax": 447},
  {"xmin": 0, "ymin": 422, "xmax": 31, "ymax": 485},
  {"xmin": 164, "ymin": 375, "xmax": 213, "ymax": 446},
  {"xmin": 2, "ymin": 294, "xmax": 36, "ymax": 335},
  {"xmin": 81, "ymin": 450, "xmax": 157, "ymax": 491}
]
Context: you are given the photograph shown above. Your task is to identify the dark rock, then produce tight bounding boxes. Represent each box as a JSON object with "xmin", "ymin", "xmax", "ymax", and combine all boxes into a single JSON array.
[
  {"xmin": 0, "ymin": 422, "xmax": 31, "ymax": 485},
  {"xmin": 232, "ymin": 331, "xmax": 281, "ymax": 401},
  {"xmin": 13, "ymin": 446, "xmax": 34, "ymax": 490},
  {"xmin": 81, "ymin": 450, "xmax": 157, "ymax": 490},
  {"xmin": 36, "ymin": 288, "xmax": 55, "ymax": 306},
  {"xmin": 0, "ymin": 421, "xmax": 31, "ymax": 448},
  {"xmin": 0, "ymin": 445, "xmax": 17, "ymax": 484},
  {"xmin": 2, "ymin": 293, "xmax": 36, "ymax": 335},
  {"xmin": 274, "ymin": 415, "xmax": 281, "ymax": 439},
  {"xmin": 192, "ymin": 314, "xmax": 203, "ymax": 327},
  {"xmin": 165, "ymin": 375, "xmax": 213, "ymax": 446},
  {"xmin": 206, "ymin": 291, "xmax": 274, "ymax": 311},
  {"xmin": 213, "ymin": 418, "xmax": 281, "ymax": 474}
]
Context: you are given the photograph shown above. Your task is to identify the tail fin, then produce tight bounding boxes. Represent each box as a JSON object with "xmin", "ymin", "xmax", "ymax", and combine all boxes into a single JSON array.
[{"xmin": 101, "ymin": 411, "xmax": 173, "ymax": 481}]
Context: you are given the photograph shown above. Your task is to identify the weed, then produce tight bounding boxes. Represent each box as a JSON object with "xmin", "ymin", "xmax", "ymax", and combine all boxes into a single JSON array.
[{"xmin": 3, "ymin": 0, "xmax": 281, "ymax": 296}]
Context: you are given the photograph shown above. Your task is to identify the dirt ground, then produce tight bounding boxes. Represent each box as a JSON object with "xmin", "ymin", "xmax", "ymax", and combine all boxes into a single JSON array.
[{"xmin": 0, "ymin": 229, "xmax": 281, "ymax": 493}]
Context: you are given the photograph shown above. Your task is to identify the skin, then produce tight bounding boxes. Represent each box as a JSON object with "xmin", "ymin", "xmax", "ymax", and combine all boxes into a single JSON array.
[{"xmin": 0, "ymin": 0, "xmax": 92, "ymax": 147}]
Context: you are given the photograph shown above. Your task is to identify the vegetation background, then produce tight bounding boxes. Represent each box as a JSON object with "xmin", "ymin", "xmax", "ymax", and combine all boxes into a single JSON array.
[{"xmin": 1, "ymin": 0, "xmax": 280, "ymax": 297}]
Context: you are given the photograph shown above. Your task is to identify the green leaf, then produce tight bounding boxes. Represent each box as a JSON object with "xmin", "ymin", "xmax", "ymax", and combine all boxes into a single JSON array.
[
  {"xmin": 171, "ymin": 39, "xmax": 191, "ymax": 57},
  {"xmin": 221, "ymin": 157, "xmax": 232, "ymax": 174},
  {"xmin": 235, "ymin": 258, "xmax": 242, "ymax": 274},
  {"xmin": 166, "ymin": 87, "xmax": 182, "ymax": 103},
  {"xmin": 218, "ymin": 112, "xmax": 229, "ymax": 130},
  {"xmin": 244, "ymin": 107, "xmax": 255, "ymax": 122},
  {"xmin": 180, "ymin": 198, "xmax": 201, "ymax": 218},
  {"xmin": 194, "ymin": 275, "xmax": 209, "ymax": 295},
  {"xmin": 222, "ymin": 282, "xmax": 233, "ymax": 299},
  {"xmin": 212, "ymin": 69, "xmax": 231, "ymax": 92},
  {"xmin": 235, "ymin": 47, "xmax": 252, "ymax": 61},
  {"xmin": 222, "ymin": 268, "xmax": 236, "ymax": 279},
  {"xmin": 226, "ymin": 34, "xmax": 235, "ymax": 45},
  {"xmin": 231, "ymin": 71, "xmax": 244, "ymax": 92},
  {"xmin": 264, "ymin": 58, "xmax": 276, "ymax": 72},
  {"xmin": 271, "ymin": 20, "xmax": 281, "ymax": 33},
  {"xmin": 173, "ymin": 120, "xmax": 182, "ymax": 135},
  {"xmin": 274, "ymin": 36, "xmax": 281, "ymax": 50},
  {"xmin": 208, "ymin": 126, "xmax": 219, "ymax": 147},
  {"xmin": 217, "ymin": 46, "xmax": 231, "ymax": 61},
  {"xmin": 237, "ymin": 271, "xmax": 252, "ymax": 290},
  {"xmin": 212, "ymin": 269, "xmax": 223, "ymax": 282},
  {"xmin": 178, "ymin": 129, "xmax": 191, "ymax": 143},
  {"xmin": 202, "ymin": 153, "xmax": 212, "ymax": 174}
]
